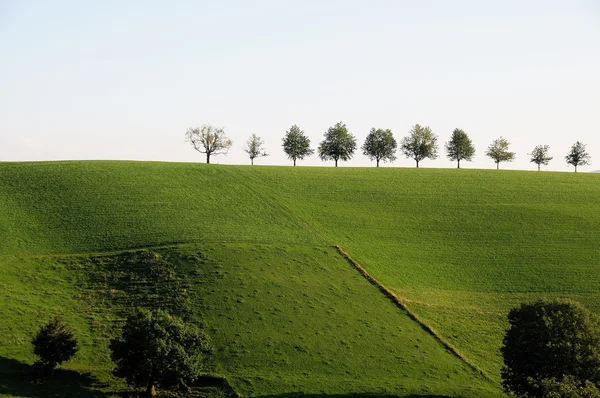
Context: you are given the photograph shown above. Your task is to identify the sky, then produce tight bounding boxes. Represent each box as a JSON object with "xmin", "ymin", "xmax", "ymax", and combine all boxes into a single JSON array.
[{"xmin": 1, "ymin": 0, "xmax": 599, "ymax": 171}]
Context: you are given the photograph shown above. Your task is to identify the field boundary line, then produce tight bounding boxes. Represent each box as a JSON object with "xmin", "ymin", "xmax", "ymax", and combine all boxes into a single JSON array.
[
  {"xmin": 0, "ymin": 241, "xmax": 324, "ymax": 260},
  {"xmin": 333, "ymin": 244, "xmax": 493, "ymax": 383}
]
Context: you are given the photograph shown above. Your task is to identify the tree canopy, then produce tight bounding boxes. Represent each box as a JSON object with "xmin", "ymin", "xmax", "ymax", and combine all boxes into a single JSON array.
[
  {"xmin": 244, "ymin": 133, "xmax": 268, "ymax": 165},
  {"xmin": 501, "ymin": 300, "xmax": 600, "ymax": 397},
  {"xmin": 318, "ymin": 122, "xmax": 357, "ymax": 167},
  {"xmin": 445, "ymin": 128, "xmax": 475, "ymax": 168},
  {"xmin": 535, "ymin": 376, "xmax": 600, "ymax": 398},
  {"xmin": 565, "ymin": 141, "xmax": 591, "ymax": 172},
  {"xmin": 529, "ymin": 145, "xmax": 553, "ymax": 171},
  {"xmin": 400, "ymin": 124, "xmax": 438, "ymax": 168},
  {"xmin": 282, "ymin": 125, "xmax": 314, "ymax": 166},
  {"xmin": 110, "ymin": 308, "xmax": 211, "ymax": 397},
  {"xmin": 485, "ymin": 137, "xmax": 515, "ymax": 169},
  {"xmin": 185, "ymin": 125, "xmax": 232, "ymax": 164},
  {"xmin": 362, "ymin": 128, "xmax": 397, "ymax": 167}
]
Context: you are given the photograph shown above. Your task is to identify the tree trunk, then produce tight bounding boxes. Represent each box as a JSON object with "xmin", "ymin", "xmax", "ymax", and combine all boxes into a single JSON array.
[
  {"xmin": 251, "ymin": 158, "xmax": 254, "ymax": 165},
  {"xmin": 206, "ymin": 153, "xmax": 211, "ymax": 164},
  {"xmin": 335, "ymin": 159, "xmax": 338, "ymax": 167},
  {"xmin": 145, "ymin": 364, "xmax": 157, "ymax": 397},
  {"xmin": 575, "ymin": 165, "xmax": 578, "ymax": 172},
  {"xmin": 145, "ymin": 381, "xmax": 156, "ymax": 397},
  {"xmin": 496, "ymin": 162, "xmax": 499, "ymax": 170},
  {"xmin": 457, "ymin": 159, "xmax": 460, "ymax": 169},
  {"xmin": 538, "ymin": 164, "xmax": 541, "ymax": 171},
  {"xmin": 293, "ymin": 158, "xmax": 296, "ymax": 166},
  {"xmin": 376, "ymin": 159, "xmax": 380, "ymax": 167},
  {"xmin": 416, "ymin": 159, "xmax": 419, "ymax": 168},
  {"xmin": 48, "ymin": 361, "xmax": 56, "ymax": 378}
]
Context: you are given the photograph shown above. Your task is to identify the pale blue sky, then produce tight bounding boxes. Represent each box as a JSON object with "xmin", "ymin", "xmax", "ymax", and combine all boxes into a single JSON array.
[{"xmin": 1, "ymin": 1, "xmax": 599, "ymax": 170}]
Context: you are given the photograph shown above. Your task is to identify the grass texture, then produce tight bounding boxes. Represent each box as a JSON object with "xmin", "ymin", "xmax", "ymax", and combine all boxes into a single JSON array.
[{"xmin": 1, "ymin": 161, "xmax": 598, "ymax": 396}]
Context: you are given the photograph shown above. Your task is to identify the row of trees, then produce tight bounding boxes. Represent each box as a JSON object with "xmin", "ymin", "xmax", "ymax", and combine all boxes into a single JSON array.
[{"xmin": 186, "ymin": 124, "xmax": 593, "ymax": 171}]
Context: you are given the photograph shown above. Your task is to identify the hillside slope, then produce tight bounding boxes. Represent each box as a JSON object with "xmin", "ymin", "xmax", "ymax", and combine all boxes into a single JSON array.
[
  {"xmin": 236, "ymin": 166, "xmax": 600, "ymax": 378},
  {"xmin": 0, "ymin": 161, "xmax": 320, "ymax": 255},
  {"xmin": 1, "ymin": 161, "xmax": 598, "ymax": 396}
]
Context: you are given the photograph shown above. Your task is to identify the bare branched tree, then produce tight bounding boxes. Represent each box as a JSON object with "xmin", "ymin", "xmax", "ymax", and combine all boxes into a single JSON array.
[{"xmin": 185, "ymin": 125, "xmax": 232, "ymax": 164}]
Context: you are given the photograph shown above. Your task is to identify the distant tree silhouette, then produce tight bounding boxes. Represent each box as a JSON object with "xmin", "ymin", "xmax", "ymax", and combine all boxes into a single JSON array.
[
  {"xmin": 244, "ymin": 133, "xmax": 268, "ymax": 165},
  {"xmin": 282, "ymin": 125, "xmax": 313, "ymax": 166},
  {"xmin": 318, "ymin": 122, "xmax": 356, "ymax": 167},
  {"xmin": 400, "ymin": 124, "xmax": 438, "ymax": 168},
  {"xmin": 185, "ymin": 125, "xmax": 232, "ymax": 164},
  {"xmin": 445, "ymin": 128, "xmax": 475, "ymax": 168},
  {"xmin": 529, "ymin": 145, "xmax": 553, "ymax": 171},
  {"xmin": 565, "ymin": 141, "xmax": 591, "ymax": 172},
  {"xmin": 486, "ymin": 137, "xmax": 515, "ymax": 169},
  {"xmin": 362, "ymin": 128, "xmax": 397, "ymax": 167}
]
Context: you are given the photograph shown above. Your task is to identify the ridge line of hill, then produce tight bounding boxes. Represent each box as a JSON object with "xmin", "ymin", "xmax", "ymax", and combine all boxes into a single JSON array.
[{"xmin": 333, "ymin": 244, "xmax": 493, "ymax": 383}]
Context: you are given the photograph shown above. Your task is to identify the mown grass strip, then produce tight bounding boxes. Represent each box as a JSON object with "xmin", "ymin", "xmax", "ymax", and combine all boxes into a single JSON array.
[{"xmin": 333, "ymin": 244, "xmax": 493, "ymax": 382}]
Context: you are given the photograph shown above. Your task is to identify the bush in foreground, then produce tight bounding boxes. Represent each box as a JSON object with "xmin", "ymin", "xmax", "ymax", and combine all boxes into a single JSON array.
[
  {"xmin": 32, "ymin": 317, "xmax": 78, "ymax": 378},
  {"xmin": 110, "ymin": 308, "xmax": 211, "ymax": 397},
  {"xmin": 501, "ymin": 300, "xmax": 600, "ymax": 397}
]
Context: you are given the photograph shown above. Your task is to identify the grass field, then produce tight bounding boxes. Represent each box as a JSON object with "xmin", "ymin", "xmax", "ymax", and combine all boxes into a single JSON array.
[{"xmin": 1, "ymin": 161, "xmax": 598, "ymax": 396}]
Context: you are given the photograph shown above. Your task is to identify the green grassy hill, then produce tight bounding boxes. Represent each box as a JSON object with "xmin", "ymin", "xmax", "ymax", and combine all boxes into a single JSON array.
[{"xmin": 1, "ymin": 161, "xmax": 598, "ymax": 397}]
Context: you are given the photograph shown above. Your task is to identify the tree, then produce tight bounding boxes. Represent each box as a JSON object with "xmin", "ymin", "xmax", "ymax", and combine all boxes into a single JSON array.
[
  {"xmin": 486, "ymin": 137, "xmax": 515, "ymax": 169},
  {"xmin": 110, "ymin": 309, "xmax": 211, "ymax": 397},
  {"xmin": 244, "ymin": 133, "xmax": 268, "ymax": 165},
  {"xmin": 318, "ymin": 122, "xmax": 356, "ymax": 167},
  {"xmin": 32, "ymin": 317, "xmax": 78, "ymax": 378},
  {"xmin": 282, "ymin": 125, "xmax": 314, "ymax": 166},
  {"xmin": 445, "ymin": 128, "xmax": 475, "ymax": 169},
  {"xmin": 565, "ymin": 141, "xmax": 591, "ymax": 172},
  {"xmin": 501, "ymin": 300, "xmax": 600, "ymax": 397},
  {"xmin": 185, "ymin": 125, "xmax": 232, "ymax": 164},
  {"xmin": 400, "ymin": 124, "xmax": 438, "ymax": 168},
  {"xmin": 529, "ymin": 145, "xmax": 553, "ymax": 171},
  {"xmin": 362, "ymin": 128, "xmax": 397, "ymax": 167}
]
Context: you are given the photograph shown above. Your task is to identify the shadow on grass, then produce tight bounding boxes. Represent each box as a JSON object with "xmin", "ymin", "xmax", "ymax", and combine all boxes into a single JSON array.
[
  {"xmin": 257, "ymin": 394, "xmax": 454, "ymax": 398},
  {"xmin": 0, "ymin": 356, "xmax": 111, "ymax": 397}
]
